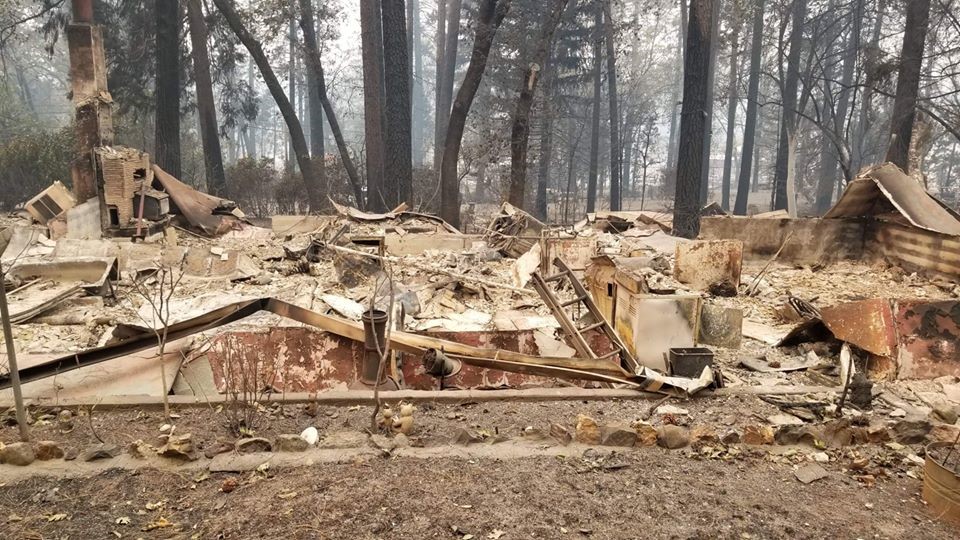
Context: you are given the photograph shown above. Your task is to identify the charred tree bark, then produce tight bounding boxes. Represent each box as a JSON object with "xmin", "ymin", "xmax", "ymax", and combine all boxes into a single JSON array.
[
  {"xmin": 535, "ymin": 69, "xmax": 555, "ymax": 220},
  {"xmin": 433, "ymin": 0, "xmax": 447, "ymax": 172},
  {"xmin": 720, "ymin": 14, "xmax": 740, "ymax": 211},
  {"xmin": 155, "ymin": 0, "xmax": 182, "ymax": 179},
  {"xmin": 361, "ymin": 0, "xmax": 388, "ymax": 210},
  {"xmin": 733, "ymin": 0, "xmax": 763, "ymax": 215},
  {"xmin": 287, "ymin": 2, "xmax": 297, "ymax": 166},
  {"xmin": 852, "ymin": 0, "xmax": 884, "ymax": 171},
  {"xmin": 673, "ymin": 0, "xmax": 714, "ymax": 238},
  {"xmin": 213, "ymin": 0, "xmax": 322, "ymax": 210},
  {"xmin": 698, "ymin": 0, "xmax": 721, "ymax": 205},
  {"xmin": 440, "ymin": 0, "xmax": 510, "ymax": 228},
  {"xmin": 381, "ymin": 0, "xmax": 413, "ymax": 206},
  {"xmin": 299, "ymin": 0, "xmax": 364, "ymax": 205},
  {"xmin": 434, "ymin": 0, "xmax": 461, "ymax": 173},
  {"xmin": 409, "ymin": 0, "xmax": 426, "ymax": 166},
  {"xmin": 507, "ymin": 0, "xmax": 569, "ymax": 209},
  {"xmin": 187, "ymin": 0, "xmax": 227, "ymax": 196},
  {"xmin": 604, "ymin": 1, "xmax": 621, "ymax": 212},
  {"xmin": 585, "ymin": 1, "xmax": 603, "ymax": 213},
  {"xmin": 665, "ymin": 0, "xmax": 687, "ymax": 197},
  {"xmin": 300, "ymin": 0, "xmax": 325, "ymax": 160},
  {"xmin": 772, "ymin": 0, "xmax": 806, "ymax": 212},
  {"xmin": 884, "ymin": 0, "xmax": 931, "ymax": 172}
]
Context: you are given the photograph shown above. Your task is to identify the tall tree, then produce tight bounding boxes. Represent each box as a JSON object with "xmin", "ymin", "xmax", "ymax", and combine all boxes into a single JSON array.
[
  {"xmin": 535, "ymin": 72, "xmax": 556, "ymax": 220},
  {"xmin": 733, "ymin": 0, "xmax": 763, "ymax": 215},
  {"xmin": 361, "ymin": 0, "xmax": 387, "ymax": 210},
  {"xmin": 213, "ymin": 0, "xmax": 323, "ymax": 210},
  {"xmin": 287, "ymin": 1, "xmax": 297, "ymax": 165},
  {"xmin": 409, "ymin": 0, "xmax": 426, "ymax": 166},
  {"xmin": 673, "ymin": 0, "xmax": 715, "ymax": 238},
  {"xmin": 186, "ymin": 0, "xmax": 227, "ymax": 196},
  {"xmin": 433, "ymin": 0, "xmax": 447, "ymax": 171},
  {"xmin": 507, "ymin": 0, "xmax": 569, "ymax": 209},
  {"xmin": 665, "ymin": 0, "xmax": 687, "ymax": 197},
  {"xmin": 381, "ymin": 0, "xmax": 413, "ymax": 206},
  {"xmin": 852, "ymin": 0, "xmax": 885, "ymax": 171},
  {"xmin": 719, "ymin": 5, "xmax": 740, "ymax": 211},
  {"xmin": 300, "ymin": 0, "xmax": 325, "ymax": 160},
  {"xmin": 155, "ymin": 0, "xmax": 181, "ymax": 179},
  {"xmin": 585, "ymin": 0, "xmax": 603, "ymax": 213},
  {"xmin": 440, "ymin": 0, "xmax": 511, "ymax": 228},
  {"xmin": 884, "ymin": 0, "xmax": 931, "ymax": 172},
  {"xmin": 434, "ymin": 0, "xmax": 461, "ymax": 172},
  {"xmin": 771, "ymin": 0, "xmax": 806, "ymax": 213},
  {"xmin": 604, "ymin": 0, "xmax": 621, "ymax": 211},
  {"xmin": 298, "ymin": 0, "xmax": 365, "ymax": 205},
  {"xmin": 699, "ymin": 0, "xmax": 722, "ymax": 204},
  {"xmin": 813, "ymin": 0, "xmax": 860, "ymax": 214}
]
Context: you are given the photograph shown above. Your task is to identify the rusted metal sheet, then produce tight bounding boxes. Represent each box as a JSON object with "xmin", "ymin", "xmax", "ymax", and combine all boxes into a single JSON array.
[
  {"xmin": 818, "ymin": 299, "xmax": 898, "ymax": 358},
  {"xmin": 869, "ymin": 222, "xmax": 960, "ymax": 281},
  {"xmin": 825, "ymin": 163, "xmax": 960, "ymax": 236},
  {"xmin": 673, "ymin": 239, "xmax": 743, "ymax": 291},
  {"xmin": 540, "ymin": 236, "xmax": 597, "ymax": 275},
  {"xmin": 894, "ymin": 300, "xmax": 960, "ymax": 379},
  {"xmin": 153, "ymin": 165, "xmax": 237, "ymax": 235},
  {"xmin": 204, "ymin": 328, "xmax": 361, "ymax": 393}
]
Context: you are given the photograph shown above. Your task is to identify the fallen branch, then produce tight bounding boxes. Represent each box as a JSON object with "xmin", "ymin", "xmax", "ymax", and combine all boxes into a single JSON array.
[{"xmin": 746, "ymin": 231, "xmax": 795, "ymax": 296}]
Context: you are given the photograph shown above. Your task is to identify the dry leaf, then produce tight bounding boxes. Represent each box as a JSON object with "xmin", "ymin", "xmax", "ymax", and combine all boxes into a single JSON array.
[
  {"xmin": 115, "ymin": 516, "xmax": 131, "ymax": 525},
  {"xmin": 142, "ymin": 516, "xmax": 172, "ymax": 531},
  {"xmin": 277, "ymin": 491, "xmax": 298, "ymax": 500},
  {"xmin": 46, "ymin": 513, "xmax": 68, "ymax": 522}
]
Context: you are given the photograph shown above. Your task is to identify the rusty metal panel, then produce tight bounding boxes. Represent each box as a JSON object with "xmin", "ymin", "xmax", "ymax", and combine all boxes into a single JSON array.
[
  {"xmin": 894, "ymin": 300, "xmax": 960, "ymax": 379},
  {"xmin": 819, "ymin": 299, "xmax": 897, "ymax": 357},
  {"xmin": 541, "ymin": 236, "xmax": 598, "ymax": 276},
  {"xmin": 673, "ymin": 240, "xmax": 742, "ymax": 291},
  {"xmin": 869, "ymin": 222, "xmax": 960, "ymax": 281}
]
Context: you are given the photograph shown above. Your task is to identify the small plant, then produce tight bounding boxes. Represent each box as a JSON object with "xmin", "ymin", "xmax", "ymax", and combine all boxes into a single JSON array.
[{"xmin": 219, "ymin": 334, "xmax": 281, "ymax": 437}]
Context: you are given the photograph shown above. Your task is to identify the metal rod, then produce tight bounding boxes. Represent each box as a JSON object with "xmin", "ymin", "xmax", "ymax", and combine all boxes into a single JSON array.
[{"xmin": 0, "ymin": 272, "xmax": 30, "ymax": 441}]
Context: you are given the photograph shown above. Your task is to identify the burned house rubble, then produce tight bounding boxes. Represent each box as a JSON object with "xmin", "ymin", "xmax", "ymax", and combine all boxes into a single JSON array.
[{"xmin": 1, "ymin": 164, "xmax": 960, "ymax": 527}]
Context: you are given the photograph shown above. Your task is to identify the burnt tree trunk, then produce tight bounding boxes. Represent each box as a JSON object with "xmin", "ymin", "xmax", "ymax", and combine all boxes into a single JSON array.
[
  {"xmin": 884, "ymin": 0, "xmax": 931, "ymax": 172},
  {"xmin": 187, "ymin": 0, "xmax": 227, "ymax": 195},
  {"xmin": 155, "ymin": 0, "xmax": 181, "ymax": 179},
  {"xmin": 698, "ymin": 0, "xmax": 721, "ymax": 205},
  {"xmin": 665, "ymin": 0, "xmax": 687, "ymax": 197},
  {"xmin": 507, "ymin": 0, "xmax": 569, "ymax": 209},
  {"xmin": 381, "ymin": 0, "xmax": 413, "ymax": 206},
  {"xmin": 213, "ymin": 0, "xmax": 322, "ymax": 210},
  {"xmin": 604, "ymin": 0, "xmax": 621, "ymax": 211},
  {"xmin": 434, "ymin": 0, "xmax": 461, "ymax": 173},
  {"xmin": 673, "ymin": 0, "xmax": 714, "ymax": 238},
  {"xmin": 299, "ymin": 0, "xmax": 364, "ymax": 205},
  {"xmin": 300, "ymin": 0, "xmax": 325, "ymax": 160},
  {"xmin": 535, "ymin": 68, "xmax": 555, "ymax": 220},
  {"xmin": 720, "ymin": 13, "xmax": 740, "ymax": 211},
  {"xmin": 585, "ymin": 1, "xmax": 603, "ymax": 213},
  {"xmin": 440, "ymin": 0, "xmax": 511, "ymax": 228},
  {"xmin": 361, "ymin": 0, "xmax": 387, "ymax": 210},
  {"xmin": 771, "ymin": 0, "xmax": 806, "ymax": 212},
  {"xmin": 733, "ymin": 0, "xmax": 763, "ymax": 215}
]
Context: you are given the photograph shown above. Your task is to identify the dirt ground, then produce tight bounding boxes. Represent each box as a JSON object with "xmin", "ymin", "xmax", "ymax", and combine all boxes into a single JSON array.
[
  {"xmin": 1, "ymin": 399, "xmax": 959, "ymax": 539},
  {"xmin": 0, "ymin": 447, "xmax": 955, "ymax": 539}
]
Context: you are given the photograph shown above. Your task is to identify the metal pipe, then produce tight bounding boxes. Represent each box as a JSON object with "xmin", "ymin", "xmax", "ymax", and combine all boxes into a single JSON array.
[
  {"xmin": 360, "ymin": 309, "xmax": 388, "ymax": 385},
  {"xmin": 72, "ymin": 0, "xmax": 94, "ymax": 23},
  {"xmin": 422, "ymin": 348, "xmax": 462, "ymax": 378}
]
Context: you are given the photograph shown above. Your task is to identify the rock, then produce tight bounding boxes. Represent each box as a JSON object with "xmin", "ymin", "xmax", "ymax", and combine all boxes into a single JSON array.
[
  {"xmin": 521, "ymin": 426, "xmax": 549, "ymax": 440},
  {"xmin": 634, "ymin": 423, "xmax": 659, "ymax": 447},
  {"xmin": 889, "ymin": 408, "xmax": 907, "ymax": 418},
  {"xmin": 393, "ymin": 433, "xmax": 411, "ymax": 448},
  {"xmin": 892, "ymin": 419, "xmax": 931, "ymax": 444},
  {"xmin": 63, "ymin": 447, "xmax": 78, "ymax": 461},
  {"xmin": 252, "ymin": 273, "xmax": 273, "ymax": 286},
  {"xmin": 932, "ymin": 402, "xmax": 959, "ymax": 425},
  {"xmin": 300, "ymin": 427, "xmax": 319, "ymax": 446},
  {"xmin": 929, "ymin": 423, "xmax": 960, "ymax": 444},
  {"xmin": 794, "ymin": 463, "xmax": 829, "ymax": 484},
  {"xmin": 159, "ymin": 424, "xmax": 172, "ymax": 433},
  {"xmin": 80, "ymin": 443, "xmax": 120, "ymax": 462},
  {"xmin": 817, "ymin": 419, "xmax": 855, "ymax": 447},
  {"xmin": 657, "ymin": 425, "xmax": 691, "ymax": 449},
  {"xmin": 600, "ymin": 425, "xmax": 637, "ymax": 447},
  {"xmin": 235, "ymin": 437, "xmax": 273, "ymax": 453},
  {"xmin": 370, "ymin": 434, "xmax": 397, "ymax": 452},
  {"xmin": 550, "ymin": 423, "xmax": 572, "ymax": 445},
  {"xmin": 0, "ymin": 442, "xmax": 35, "ymax": 466},
  {"xmin": 127, "ymin": 440, "xmax": 154, "ymax": 459},
  {"xmin": 767, "ymin": 413, "xmax": 804, "ymax": 426},
  {"xmin": 158, "ymin": 434, "xmax": 197, "ymax": 460},
  {"xmin": 866, "ymin": 423, "xmax": 891, "ymax": 444},
  {"xmin": 317, "ymin": 430, "xmax": 368, "ymax": 449},
  {"xmin": 656, "ymin": 404, "xmax": 689, "ymax": 416},
  {"xmin": 451, "ymin": 428, "xmax": 483, "ymax": 445},
  {"xmin": 34, "ymin": 441, "xmax": 64, "ymax": 461},
  {"xmin": 57, "ymin": 410, "xmax": 74, "ymax": 431},
  {"xmin": 812, "ymin": 452, "xmax": 830, "ymax": 463},
  {"xmin": 274, "ymin": 434, "xmax": 309, "ymax": 452},
  {"xmin": 203, "ymin": 440, "xmax": 234, "ymax": 459},
  {"xmin": 774, "ymin": 425, "xmax": 817, "ymax": 447},
  {"xmin": 690, "ymin": 425, "xmax": 719, "ymax": 443},
  {"xmin": 575, "ymin": 415, "xmax": 601, "ymax": 445},
  {"xmin": 742, "ymin": 425, "xmax": 774, "ymax": 445},
  {"xmin": 720, "ymin": 430, "xmax": 741, "ymax": 444}
]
